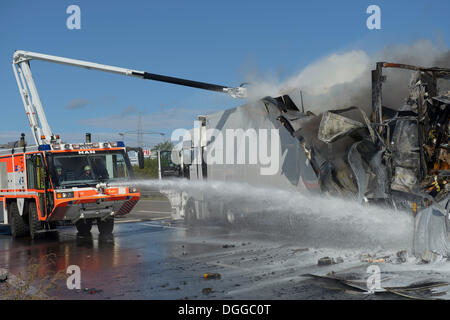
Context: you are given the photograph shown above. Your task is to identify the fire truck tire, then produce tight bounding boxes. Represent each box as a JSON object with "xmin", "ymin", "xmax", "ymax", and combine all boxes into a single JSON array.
[
  {"xmin": 97, "ymin": 217, "xmax": 114, "ymax": 235},
  {"xmin": 29, "ymin": 201, "xmax": 44, "ymax": 240},
  {"xmin": 76, "ymin": 219, "xmax": 92, "ymax": 235},
  {"xmin": 9, "ymin": 202, "xmax": 27, "ymax": 238}
]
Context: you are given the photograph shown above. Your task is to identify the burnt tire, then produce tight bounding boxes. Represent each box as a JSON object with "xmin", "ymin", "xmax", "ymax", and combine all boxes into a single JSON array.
[
  {"xmin": 97, "ymin": 217, "xmax": 114, "ymax": 235},
  {"xmin": 9, "ymin": 202, "xmax": 27, "ymax": 238},
  {"xmin": 76, "ymin": 219, "xmax": 93, "ymax": 235},
  {"xmin": 29, "ymin": 201, "xmax": 44, "ymax": 240}
]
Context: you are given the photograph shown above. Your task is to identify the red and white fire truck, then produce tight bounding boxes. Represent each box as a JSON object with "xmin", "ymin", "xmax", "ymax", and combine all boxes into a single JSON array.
[
  {"xmin": 0, "ymin": 136, "xmax": 141, "ymax": 239},
  {"xmin": 2, "ymin": 50, "xmax": 245, "ymax": 239}
]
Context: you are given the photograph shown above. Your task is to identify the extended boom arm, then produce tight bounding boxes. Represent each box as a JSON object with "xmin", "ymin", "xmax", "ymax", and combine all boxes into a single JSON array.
[{"xmin": 12, "ymin": 50, "xmax": 246, "ymax": 145}]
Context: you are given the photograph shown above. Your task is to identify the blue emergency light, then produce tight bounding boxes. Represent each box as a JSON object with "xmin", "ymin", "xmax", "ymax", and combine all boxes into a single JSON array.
[{"xmin": 38, "ymin": 144, "xmax": 51, "ymax": 151}]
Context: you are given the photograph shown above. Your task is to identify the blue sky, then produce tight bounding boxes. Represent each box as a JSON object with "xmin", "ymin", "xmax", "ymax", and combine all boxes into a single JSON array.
[{"xmin": 0, "ymin": 0, "xmax": 448, "ymax": 147}]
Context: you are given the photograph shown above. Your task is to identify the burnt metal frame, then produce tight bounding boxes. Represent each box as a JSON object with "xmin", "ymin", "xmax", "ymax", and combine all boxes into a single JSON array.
[{"xmin": 371, "ymin": 62, "xmax": 450, "ymax": 187}]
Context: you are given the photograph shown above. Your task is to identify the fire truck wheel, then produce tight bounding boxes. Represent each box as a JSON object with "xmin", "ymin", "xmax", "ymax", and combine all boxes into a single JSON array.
[
  {"xmin": 29, "ymin": 201, "xmax": 44, "ymax": 240},
  {"xmin": 9, "ymin": 202, "xmax": 27, "ymax": 238},
  {"xmin": 75, "ymin": 219, "xmax": 92, "ymax": 235},
  {"xmin": 97, "ymin": 217, "xmax": 114, "ymax": 235}
]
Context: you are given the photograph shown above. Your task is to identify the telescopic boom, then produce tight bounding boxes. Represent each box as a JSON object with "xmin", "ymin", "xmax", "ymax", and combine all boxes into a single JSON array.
[{"xmin": 12, "ymin": 50, "xmax": 246, "ymax": 145}]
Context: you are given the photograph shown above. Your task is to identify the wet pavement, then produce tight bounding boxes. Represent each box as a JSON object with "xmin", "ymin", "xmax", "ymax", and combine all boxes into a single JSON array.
[{"xmin": 0, "ymin": 199, "xmax": 449, "ymax": 300}]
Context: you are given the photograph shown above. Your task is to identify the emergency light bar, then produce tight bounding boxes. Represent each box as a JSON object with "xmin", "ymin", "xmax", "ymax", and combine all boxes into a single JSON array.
[{"xmin": 39, "ymin": 142, "xmax": 127, "ymax": 151}]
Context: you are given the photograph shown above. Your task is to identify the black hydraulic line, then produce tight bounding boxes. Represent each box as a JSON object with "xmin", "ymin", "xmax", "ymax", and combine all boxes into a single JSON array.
[{"xmin": 132, "ymin": 71, "xmax": 228, "ymax": 93}]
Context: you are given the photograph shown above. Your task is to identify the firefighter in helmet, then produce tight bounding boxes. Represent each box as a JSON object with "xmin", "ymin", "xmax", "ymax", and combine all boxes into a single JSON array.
[
  {"xmin": 79, "ymin": 165, "xmax": 93, "ymax": 180},
  {"xmin": 55, "ymin": 166, "xmax": 66, "ymax": 184}
]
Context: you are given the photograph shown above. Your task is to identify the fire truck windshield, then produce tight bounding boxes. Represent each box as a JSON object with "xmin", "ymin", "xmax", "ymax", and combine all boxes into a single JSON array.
[{"xmin": 50, "ymin": 150, "xmax": 131, "ymax": 188}]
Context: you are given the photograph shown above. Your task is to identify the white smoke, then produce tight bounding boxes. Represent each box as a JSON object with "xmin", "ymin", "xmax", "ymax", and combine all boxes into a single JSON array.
[
  {"xmin": 283, "ymin": 50, "xmax": 370, "ymax": 96},
  {"xmin": 245, "ymin": 39, "xmax": 449, "ymax": 113}
]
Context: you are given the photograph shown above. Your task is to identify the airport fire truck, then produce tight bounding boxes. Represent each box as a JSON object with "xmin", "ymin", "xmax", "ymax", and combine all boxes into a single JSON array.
[
  {"xmin": 2, "ymin": 50, "xmax": 245, "ymax": 239},
  {"xmin": 0, "ymin": 135, "xmax": 141, "ymax": 239}
]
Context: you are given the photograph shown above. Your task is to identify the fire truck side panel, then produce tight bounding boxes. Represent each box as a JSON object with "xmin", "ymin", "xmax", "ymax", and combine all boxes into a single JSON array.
[{"xmin": 0, "ymin": 150, "xmax": 43, "ymax": 223}]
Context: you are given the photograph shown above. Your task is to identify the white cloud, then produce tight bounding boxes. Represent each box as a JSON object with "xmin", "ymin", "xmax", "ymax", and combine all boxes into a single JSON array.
[
  {"xmin": 66, "ymin": 98, "xmax": 90, "ymax": 109},
  {"xmin": 0, "ymin": 131, "xmax": 25, "ymax": 145}
]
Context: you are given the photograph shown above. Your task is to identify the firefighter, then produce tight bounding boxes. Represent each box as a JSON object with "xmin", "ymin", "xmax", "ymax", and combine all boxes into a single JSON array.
[
  {"xmin": 79, "ymin": 165, "xmax": 93, "ymax": 180},
  {"xmin": 55, "ymin": 166, "xmax": 66, "ymax": 184}
]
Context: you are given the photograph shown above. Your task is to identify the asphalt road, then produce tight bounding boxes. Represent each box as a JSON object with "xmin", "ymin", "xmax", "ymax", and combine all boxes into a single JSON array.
[{"xmin": 0, "ymin": 198, "xmax": 448, "ymax": 300}]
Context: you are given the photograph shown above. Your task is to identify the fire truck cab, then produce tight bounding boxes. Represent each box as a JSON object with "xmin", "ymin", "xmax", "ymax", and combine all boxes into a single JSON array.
[{"xmin": 0, "ymin": 140, "xmax": 140, "ymax": 239}]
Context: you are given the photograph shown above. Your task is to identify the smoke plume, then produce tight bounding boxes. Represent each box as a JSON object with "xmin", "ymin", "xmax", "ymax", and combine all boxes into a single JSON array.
[{"xmin": 246, "ymin": 40, "xmax": 450, "ymax": 114}]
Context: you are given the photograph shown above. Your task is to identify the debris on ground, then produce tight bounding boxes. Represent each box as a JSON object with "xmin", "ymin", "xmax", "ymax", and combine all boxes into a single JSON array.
[
  {"xmin": 168, "ymin": 287, "xmax": 180, "ymax": 291},
  {"xmin": 0, "ymin": 269, "xmax": 8, "ymax": 282},
  {"xmin": 222, "ymin": 244, "xmax": 235, "ymax": 248},
  {"xmin": 203, "ymin": 273, "xmax": 221, "ymax": 280},
  {"xmin": 304, "ymin": 271, "xmax": 450, "ymax": 299},
  {"xmin": 335, "ymin": 257, "xmax": 344, "ymax": 264},
  {"xmin": 202, "ymin": 288, "xmax": 213, "ymax": 295},
  {"xmin": 396, "ymin": 250, "xmax": 408, "ymax": 263},
  {"xmin": 318, "ymin": 256, "xmax": 344, "ymax": 266},
  {"xmin": 420, "ymin": 250, "xmax": 442, "ymax": 263},
  {"xmin": 303, "ymin": 273, "xmax": 368, "ymax": 293},
  {"xmin": 318, "ymin": 257, "xmax": 333, "ymax": 266},
  {"xmin": 84, "ymin": 288, "xmax": 103, "ymax": 295},
  {"xmin": 384, "ymin": 281, "xmax": 450, "ymax": 300},
  {"xmin": 360, "ymin": 254, "xmax": 389, "ymax": 263}
]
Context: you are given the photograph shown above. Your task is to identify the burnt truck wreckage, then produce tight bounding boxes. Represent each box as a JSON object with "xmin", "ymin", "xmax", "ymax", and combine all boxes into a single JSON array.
[
  {"xmin": 160, "ymin": 62, "xmax": 449, "ymax": 258},
  {"xmin": 279, "ymin": 62, "xmax": 449, "ymax": 210},
  {"xmin": 278, "ymin": 62, "xmax": 450, "ymax": 257}
]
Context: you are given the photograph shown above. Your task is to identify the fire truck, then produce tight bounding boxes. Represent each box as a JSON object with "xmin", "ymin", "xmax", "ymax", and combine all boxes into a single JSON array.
[
  {"xmin": 2, "ymin": 50, "xmax": 246, "ymax": 239},
  {"xmin": 0, "ymin": 135, "xmax": 142, "ymax": 239}
]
